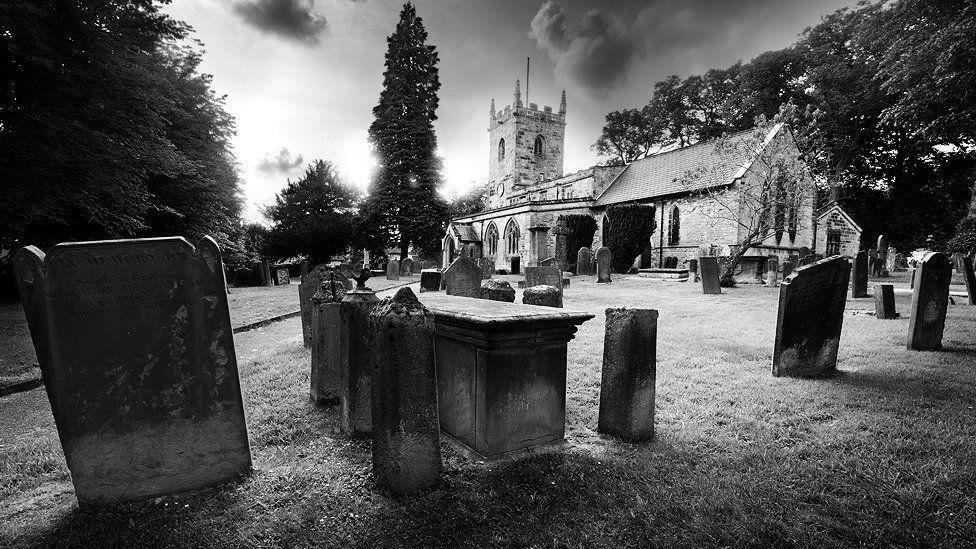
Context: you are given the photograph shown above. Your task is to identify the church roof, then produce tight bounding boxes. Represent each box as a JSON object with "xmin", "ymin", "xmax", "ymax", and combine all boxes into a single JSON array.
[
  {"xmin": 592, "ymin": 125, "xmax": 782, "ymax": 207},
  {"xmin": 450, "ymin": 223, "xmax": 481, "ymax": 242}
]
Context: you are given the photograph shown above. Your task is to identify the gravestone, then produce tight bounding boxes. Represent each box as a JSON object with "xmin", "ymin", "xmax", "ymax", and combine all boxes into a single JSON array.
[
  {"xmin": 276, "ymin": 267, "xmax": 290, "ymax": 285},
  {"xmin": 699, "ymin": 256, "xmax": 722, "ymax": 295},
  {"xmin": 540, "ymin": 257, "xmax": 557, "ymax": 267},
  {"xmin": 663, "ymin": 256, "xmax": 678, "ymax": 269},
  {"xmin": 907, "ymin": 252, "xmax": 952, "ymax": 351},
  {"xmin": 480, "ymin": 279, "xmax": 515, "ymax": 302},
  {"xmin": 597, "ymin": 308, "xmax": 657, "ymax": 442},
  {"xmin": 260, "ymin": 259, "xmax": 272, "ymax": 286},
  {"xmin": 299, "ymin": 264, "xmax": 330, "ymax": 348},
  {"xmin": 479, "ymin": 258, "xmax": 495, "ymax": 280},
  {"xmin": 523, "ymin": 285, "xmax": 562, "ymax": 308},
  {"xmin": 510, "ymin": 256, "xmax": 520, "ymax": 275},
  {"xmin": 552, "ymin": 224, "xmax": 570, "ymax": 272},
  {"xmin": 337, "ymin": 263, "xmax": 355, "ymax": 279},
  {"xmin": 686, "ymin": 258, "xmax": 699, "ymax": 283},
  {"xmin": 851, "ymin": 250, "xmax": 869, "ymax": 298},
  {"xmin": 887, "ymin": 247, "xmax": 898, "ymax": 272},
  {"xmin": 772, "ymin": 256, "xmax": 850, "ymax": 378},
  {"xmin": 13, "ymin": 237, "xmax": 251, "ymax": 506},
  {"xmin": 369, "ymin": 288, "xmax": 441, "ymax": 494},
  {"xmin": 340, "ymin": 272, "xmax": 378, "ymax": 437},
  {"xmin": 596, "ymin": 247, "xmax": 612, "ymax": 283},
  {"xmin": 443, "ymin": 256, "xmax": 482, "ymax": 298},
  {"xmin": 577, "ymin": 247, "xmax": 593, "ymax": 276},
  {"xmin": 300, "ymin": 260, "xmax": 309, "ymax": 281},
  {"xmin": 310, "ymin": 275, "xmax": 347, "ymax": 404},
  {"xmin": 525, "ymin": 265, "xmax": 563, "ymax": 291},
  {"xmin": 386, "ymin": 260, "xmax": 400, "ymax": 281},
  {"xmin": 419, "ymin": 269, "xmax": 443, "ymax": 293},
  {"xmin": 958, "ymin": 255, "xmax": 976, "ymax": 306},
  {"xmin": 874, "ymin": 283, "xmax": 898, "ymax": 319},
  {"xmin": 766, "ymin": 256, "xmax": 779, "ymax": 287},
  {"xmin": 400, "ymin": 258, "xmax": 414, "ymax": 276},
  {"xmin": 421, "ymin": 260, "xmax": 436, "ymax": 271}
]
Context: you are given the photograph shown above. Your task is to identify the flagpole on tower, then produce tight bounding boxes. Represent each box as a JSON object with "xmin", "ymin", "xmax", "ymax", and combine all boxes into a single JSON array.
[{"xmin": 526, "ymin": 57, "xmax": 530, "ymax": 106}]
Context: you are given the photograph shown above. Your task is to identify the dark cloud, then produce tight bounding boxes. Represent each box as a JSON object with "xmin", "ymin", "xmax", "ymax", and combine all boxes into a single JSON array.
[
  {"xmin": 530, "ymin": 1, "xmax": 643, "ymax": 96},
  {"xmin": 258, "ymin": 148, "xmax": 304, "ymax": 174},
  {"xmin": 233, "ymin": 0, "xmax": 327, "ymax": 44}
]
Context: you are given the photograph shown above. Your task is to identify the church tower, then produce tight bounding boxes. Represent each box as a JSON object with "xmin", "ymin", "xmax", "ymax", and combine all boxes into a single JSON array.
[{"xmin": 486, "ymin": 81, "xmax": 566, "ymax": 209}]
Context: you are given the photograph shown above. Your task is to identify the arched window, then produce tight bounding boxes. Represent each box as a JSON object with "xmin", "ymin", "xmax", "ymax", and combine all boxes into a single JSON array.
[
  {"xmin": 534, "ymin": 135, "xmax": 545, "ymax": 157},
  {"xmin": 668, "ymin": 206, "xmax": 680, "ymax": 245},
  {"xmin": 485, "ymin": 223, "xmax": 499, "ymax": 256},
  {"xmin": 498, "ymin": 138, "xmax": 506, "ymax": 161},
  {"xmin": 505, "ymin": 219, "xmax": 520, "ymax": 255}
]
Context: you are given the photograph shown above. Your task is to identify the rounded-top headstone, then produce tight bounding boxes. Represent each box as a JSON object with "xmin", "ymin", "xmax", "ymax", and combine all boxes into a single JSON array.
[
  {"xmin": 480, "ymin": 279, "xmax": 516, "ymax": 302},
  {"xmin": 386, "ymin": 260, "xmax": 400, "ymax": 281}
]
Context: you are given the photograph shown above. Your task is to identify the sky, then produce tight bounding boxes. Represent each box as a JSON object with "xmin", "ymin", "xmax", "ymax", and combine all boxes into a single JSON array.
[{"xmin": 163, "ymin": 0, "xmax": 857, "ymax": 223}]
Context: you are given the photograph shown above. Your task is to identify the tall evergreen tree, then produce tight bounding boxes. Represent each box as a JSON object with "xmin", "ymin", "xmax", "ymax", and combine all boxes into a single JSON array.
[{"xmin": 360, "ymin": 2, "xmax": 448, "ymax": 260}]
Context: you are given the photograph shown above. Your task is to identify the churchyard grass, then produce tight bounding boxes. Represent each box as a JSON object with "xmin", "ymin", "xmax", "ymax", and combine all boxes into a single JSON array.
[{"xmin": 1, "ymin": 275, "xmax": 975, "ymax": 546}]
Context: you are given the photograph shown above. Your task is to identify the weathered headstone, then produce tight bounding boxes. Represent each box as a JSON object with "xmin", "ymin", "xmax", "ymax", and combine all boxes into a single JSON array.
[
  {"xmin": 772, "ymin": 256, "xmax": 850, "ymax": 377},
  {"xmin": 260, "ymin": 259, "xmax": 272, "ymax": 286},
  {"xmin": 340, "ymin": 272, "xmax": 378, "ymax": 436},
  {"xmin": 874, "ymin": 283, "xmax": 898, "ymax": 319},
  {"xmin": 907, "ymin": 252, "xmax": 952, "ymax": 351},
  {"xmin": 310, "ymin": 275, "xmax": 347, "ymax": 404},
  {"xmin": 480, "ymin": 279, "xmax": 515, "ymax": 302},
  {"xmin": 596, "ymin": 247, "xmax": 612, "ymax": 283},
  {"xmin": 887, "ymin": 247, "xmax": 898, "ymax": 272},
  {"xmin": 699, "ymin": 256, "xmax": 722, "ymax": 295},
  {"xmin": 386, "ymin": 260, "xmax": 400, "ymax": 281},
  {"xmin": 299, "ymin": 264, "xmax": 330, "ymax": 347},
  {"xmin": 577, "ymin": 247, "xmax": 593, "ymax": 275},
  {"xmin": 443, "ymin": 256, "xmax": 482, "ymax": 298},
  {"xmin": 419, "ymin": 269, "xmax": 443, "ymax": 293},
  {"xmin": 14, "ymin": 237, "xmax": 251, "ymax": 506},
  {"xmin": 522, "ymin": 285, "xmax": 562, "ymax": 308},
  {"xmin": 276, "ymin": 267, "xmax": 290, "ymax": 285},
  {"xmin": 687, "ymin": 258, "xmax": 699, "ymax": 283},
  {"xmin": 766, "ymin": 256, "xmax": 779, "ymax": 287},
  {"xmin": 552, "ymin": 224, "xmax": 570, "ymax": 272},
  {"xmin": 851, "ymin": 250, "xmax": 869, "ymax": 298},
  {"xmin": 369, "ymin": 287, "xmax": 441, "ymax": 494},
  {"xmin": 958, "ymin": 255, "xmax": 976, "ymax": 306},
  {"xmin": 479, "ymin": 258, "xmax": 495, "ymax": 280},
  {"xmin": 299, "ymin": 260, "xmax": 309, "ymax": 281},
  {"xmin": 597, "ymin": 308, "xmax": 657, "ymax": 442},
  {"xmin": 400, "ymin": 257, "xmax": 414, "ymax": 276},
  {"xmin": 663, "ymin": 256, "xmax": 678, "ymax": 269},
  {"xmin": 525, "ymin": 265, "xmax": 563, "ymax": 290}
]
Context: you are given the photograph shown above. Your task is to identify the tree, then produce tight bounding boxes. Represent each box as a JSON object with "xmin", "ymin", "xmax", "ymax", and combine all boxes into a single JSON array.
[
  {"xmin": 603, "ymin": 204, "xmax": 656, "ymax": 273},
  {"xmin": 675, "ymin": 119, "xmax": 817, "ymax": 286},
  {"xmin": 359, "ymin": 2, "xmax": 448, "ymax": 260},
  {"xmin": 592, "ymin": 107, "xmax": 665, "ymax": 165},
  {"xmin": 263, "ymin": 160, "xmax": 360, "ymax": 264},
  {"xmin": 447, "ymin": 182, "xmax": 488, "ymax": 219},
  {"xmin": 558, "ymin": 214, "xmax": 597, "ymax": 265}
]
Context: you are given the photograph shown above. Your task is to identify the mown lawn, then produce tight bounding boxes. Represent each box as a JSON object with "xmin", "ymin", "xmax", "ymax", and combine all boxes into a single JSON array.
[{"xmin": 1, "ymin": 275, "xmax": 975, "ymax": 547}]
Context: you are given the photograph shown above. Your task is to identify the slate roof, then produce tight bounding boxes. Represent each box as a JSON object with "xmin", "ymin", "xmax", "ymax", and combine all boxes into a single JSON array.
[
  {"xmin": 451, "ymin": 223, "xmax": 481, "ymax": 242},
  {"xmin": 592, "ymin": 125, "xmax": 780, "ymax": 207}
]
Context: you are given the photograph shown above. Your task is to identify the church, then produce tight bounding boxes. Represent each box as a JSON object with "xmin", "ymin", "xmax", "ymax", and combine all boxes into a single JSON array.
[{"xmin": 442, "ymin": 80, "xmax": 861, "ymax": 277}]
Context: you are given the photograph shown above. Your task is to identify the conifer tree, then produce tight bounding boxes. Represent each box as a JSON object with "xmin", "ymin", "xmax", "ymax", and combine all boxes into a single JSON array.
[{"xmin": 360, "ymin": 2, "xmax": 448, "ymax": 260}]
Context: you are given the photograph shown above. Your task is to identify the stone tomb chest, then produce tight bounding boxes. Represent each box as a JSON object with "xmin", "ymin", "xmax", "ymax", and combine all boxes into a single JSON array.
[
  {"xmin": 417, "ymin": 293, "xmax": 592, "ymax": 459},
  {"xmin": 13, "ymin": 237, "xmax": 251, "ymax": 506}
]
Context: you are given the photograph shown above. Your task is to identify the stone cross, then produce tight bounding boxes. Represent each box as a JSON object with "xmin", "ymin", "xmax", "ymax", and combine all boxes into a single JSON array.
[
  {"xmin": 368, "ymin": 287, "xmax": 441, "ymax": 494},
  {"xmin": 907, "ymin": 251, "xmax": 951, "ymax": 351},
  {"xmin": 13, "ymin": 237, "xmax": 251, "ymax": 506},
  {"xmin": 597, "ymin": 308, "xmax": 657, "ymax": 442}
]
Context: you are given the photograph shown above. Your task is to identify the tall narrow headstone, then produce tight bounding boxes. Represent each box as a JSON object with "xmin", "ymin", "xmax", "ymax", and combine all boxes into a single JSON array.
[
  {"xmin": 887, "ymin": 247, "xmax": 898, "ymax": 272},
  {"xmin": 419, "ymin": 269, "xmax": 443, "ymax": 293},
  {"xmin": 300, "ymin": 260, "xmax": 309, "ymax": 281},
  {"xmin": 874, "ymin": 283, "xmax": 898, "ymax": 319},
  {"xmin": 528, "ymin": 225, "xmax": 550, "ymax": 266},
  {"xmin": 386, "ymin": 260, "xmax": 400, "ymax": 281},
  {"xmin": 766, "ymin": 256, "xmax": 779, "ymax": 287},
  {"xmin": 596, "ymin": 247, "xmax": 612, "ymax": 283},
  {"xmin": 959, "ymin": 255, "xmax": 976, "ymax": 306},
  {"xmin": 310, "ymin": 275, "xmax": 347, "ymax": 404},
  {"xmin": 261, "ymin": 259, "xmax": 272, "ymax": 286},
  {"xmin": 907, "ymin": 252, "xmax": 952, "ymax": 351},
  {"xmin": 699, "ymin": 256, "xmax": 722, "ymax": 294},
  {"xmin": 577, "ymin": 247, "xmax": 593, "ymax": 275},
  {"xmin": 340, "ymin": 271, "xmax": 378, "ymax": 436},
  {"xmin": 851, "ymin": 250, "xmax": 869, "ymax": 298},
  {"xmin": 552, "ymin": 224, "xmax": 570, "ymax": 272},
  {"xmin": 369, "ymin": 288, "xmax": 441, "ymax": 494},
  {"xmin": 597, "ymin": 308, "xmax": 657, "ymax": 442},
  {"xmin": 443, "ymin": 256, "xmax": 482, "ymax": 297},
  {"xmin": 13, "ymin": 237, "xmax": 251, "ymax": 506},
  {"xmin": 299, "ymin": 264, "xmax": 329, "ymax": 348},
  {"xmin": 772, "ymin": 256, "xmax": 850, "ymax": 377}
]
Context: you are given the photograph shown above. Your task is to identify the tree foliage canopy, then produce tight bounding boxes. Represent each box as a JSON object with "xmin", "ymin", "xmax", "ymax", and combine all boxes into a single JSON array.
[
  {"xmin": 359, "ymin": 2, "xmax": 448, "ymax": 259},
  {"xmin": 558, "ymin": 214, "xmax": 597, "ymax": 264}
]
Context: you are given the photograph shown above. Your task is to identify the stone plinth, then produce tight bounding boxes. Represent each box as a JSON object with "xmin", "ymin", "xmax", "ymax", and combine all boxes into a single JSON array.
[
  {"xmin": 340, "ymin": 288, "xmax": 379, "ymax": 436},
  {"xmin": 523, "ymin": 285, "xmax": 562, "ymax": 308},
  {"xmin": 420, "ymin": 269, "xmax": 443, "ymax": 293},
  {"xmin": 773, "ymin": 256, "xmax": 850, "ymax": 377},
  {"xmin": 299, "ymin": 265, "xmax": 332, "ymax": 348},
  {"xmin": 310, "ymin": 277, "xmax": 347, "ymax": 404},
  {"xmin": 14, "ymin": 237, "xmax": 251, "ymax": 507},
  {"xmin": 480, "ymin": 279, "xmax": 515, "ymax": 302},
  {"xmin": 852, "ymin": 250, "xmax": 869, "ymax": 298},
  {"xmin": 369, "ymin": 288, "xmax": 441, "ymax": 494},
  {"xmin": 597, "ymin": 308, "xmax": 657, "ymax": 442},
  {"xmin": 874, "ymin": 283, "xmax": 898, "ymax": 320},
  {"xmin": 908, "ymin": 252, "xmax": 951, "ymax": 351},
  {"xmin": 416, "ymin": 293, "xmax": 593, "ymax": 459}
]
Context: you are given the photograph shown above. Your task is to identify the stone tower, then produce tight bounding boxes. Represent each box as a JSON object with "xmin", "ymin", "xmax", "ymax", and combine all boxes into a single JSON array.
[{"xmin": 486, "ymin": 81, "xmax": 566, "ymax": 209}]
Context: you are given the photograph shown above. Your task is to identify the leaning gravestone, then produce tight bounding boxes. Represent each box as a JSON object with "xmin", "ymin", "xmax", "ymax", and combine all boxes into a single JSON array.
[
  {"xmin": 443, "ymin": 256, "xmax": 482, "ymax": 298},
  {"xmin": 400, "ymin": 258, "xmax": 414, "ymax": 276},
  {"xmin": 958, "ymin": 255, "xmax": 976, "ymax": 306},
  {"xmin": 577, "ymin": 247, "xmax": 593, "ymax": 275},
  {"xmin": 699, "ymin": 256, "xmax": 722, "ymax": 295},
  {"xmin": 907, "ymin": 252, "xmax": 952, "ymax": 351},
  {"xmin": 874, "ymin": 283, "xmax": 898, "ymax": 319},
  {"xmin": 597, "ymin": 308, "xmax": 657, "ymax": 442},
  {"xmin": 419, "ymin": 269, "xmax": 443, "ymax": 293},
  {"xmin": 772, "ymin": 256, "xmax": 850, "ymax": 377},
  {"xmin": 596, "ymin": 247, "xmax": 612, "ymax": 283},
  {"xmin": 525, "ymin": 265, "xmax": 563, "ymax": 291},
  {"xmin": 851, "ymin": 250, "xmax": 869, "ymax": 298},
  {"xmin": 13, "ymin": 237, "xmax": 251, "ymax": 506},
  {"xmin": 299, "ymin": 264, "xmax": 330, "ymax": 348},
  {"xmin": 386, "ymin": 260, "xmax": 400, "ymax": 281}
]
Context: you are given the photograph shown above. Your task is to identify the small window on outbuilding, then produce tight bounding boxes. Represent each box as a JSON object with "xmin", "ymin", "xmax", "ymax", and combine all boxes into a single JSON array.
[
  {"xmin": 826, "ymin": 229, "xmax": 842, "ymax": 256},
  {"xmin": 534, "ymin": 135, "xmax": 545, "ymax": 157},
  {"xmin": 498, "ymin": 139, "xmax": 506, "ymax": 161}
]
